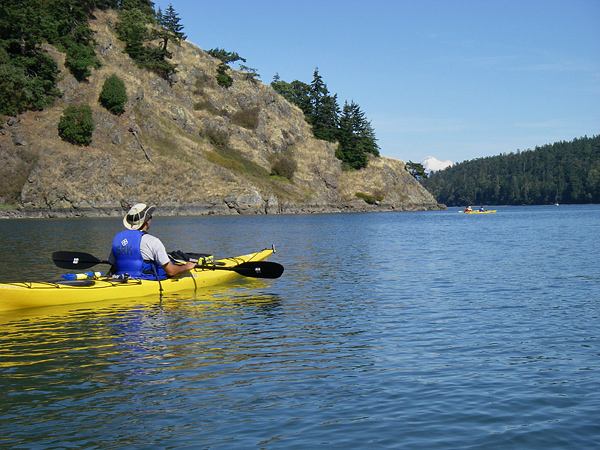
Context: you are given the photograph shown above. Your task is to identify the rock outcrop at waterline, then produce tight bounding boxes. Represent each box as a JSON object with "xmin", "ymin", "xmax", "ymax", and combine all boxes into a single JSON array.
[{"xmin": 0, "ymin": 9, "xmax": 443, "ymax": 219}]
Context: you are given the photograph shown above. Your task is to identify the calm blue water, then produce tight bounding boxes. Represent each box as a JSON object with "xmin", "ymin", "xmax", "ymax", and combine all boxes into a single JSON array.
[{"xmin": 1, "ymin": 205, "xmax": 599, "ymax": 449}]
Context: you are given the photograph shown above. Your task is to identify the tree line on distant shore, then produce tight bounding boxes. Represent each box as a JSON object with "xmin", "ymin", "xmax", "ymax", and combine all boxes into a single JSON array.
[
  {"xmin": 422, "ymin": 135, "xmax": 600, "ymax": 206},
  {"xmin": 0, "ymin": 0, "xmax": 379, "ymax": 171}
]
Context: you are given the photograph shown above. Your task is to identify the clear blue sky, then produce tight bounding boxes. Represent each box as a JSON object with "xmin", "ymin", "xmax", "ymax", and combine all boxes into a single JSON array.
[{"xmin": 155, "ymin": 0, "xmax": 600, "ymax": 165}]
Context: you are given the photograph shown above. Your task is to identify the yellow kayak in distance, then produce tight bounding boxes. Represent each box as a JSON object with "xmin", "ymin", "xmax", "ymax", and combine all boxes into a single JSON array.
[
  {"xmin": 459, "ymin": 210, "xmax": 497, "ymax": 214},
  {"xmin": 0, "ymin": 248, "xmax": 280, "ymax": 312}
]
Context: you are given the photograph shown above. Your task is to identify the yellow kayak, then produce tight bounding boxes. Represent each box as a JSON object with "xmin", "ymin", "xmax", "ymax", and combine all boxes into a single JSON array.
[
  {"xmin": 0, "ymin": 248, "xmax": 278, "ymax": 312},
  {"xmin": 459, "ymin": 210, "xmax": 497, "ymax": 214}
]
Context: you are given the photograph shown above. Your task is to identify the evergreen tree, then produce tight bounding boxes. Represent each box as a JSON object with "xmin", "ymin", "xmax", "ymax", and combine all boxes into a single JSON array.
[
  {"xmin": 335, "ymin": 101, "xmax": 379, "ymax": 169},
  {"xmin": 360, "ymin": 121, "xmax": 379, "ymax": 156},
  {"xmin": 406, "ymin": 161, "xmax": 428, "ymax": 180},
  {"xmin": 117, "ymin": 3, "xmax": 179, "ymax": 80},
  {"xmin": 337, "ymin": 101, "xmax": 365, "ymax": 169},
  {"xmin": 117, "ymin": 7, "xmax": 151, "ymax": 62},
  {"xmin": 207, "ymin": 48, "xmax": 246, "ymax": 66},
  {"xmin": 239, "ymin": 64, "xmax": 260, "ymax": 82},
  {"xmin": 289, "ymin": 80, "xmax": 312, "ymax": 113},
  {"xmin": 207, "ymin": 48, "xmax": 246, "ymax": 88},
  {"xmin": 335, "ymin": 124, "xmax": 367, "ymax": 170},
  {"xmin": 343, "ymin": 100, "xmax": 379, "ymax": 156},
  {"xmin": 306, "ymin": 68, "xmax": 325, "ymax": 125},
  {"xmin": 155, "ymin": 3, "xmax": 186, "ymax": 52},
  {"xmin": 271, "ymin": 73, "xmax": 290, "ymax": 95},
  {"xmin": 271, "ymin": 75, "xmax": 311, "ymax": 115},
  {"xmin": 309, "ymin": 68, "xmax": 339, "ymax": 142}
]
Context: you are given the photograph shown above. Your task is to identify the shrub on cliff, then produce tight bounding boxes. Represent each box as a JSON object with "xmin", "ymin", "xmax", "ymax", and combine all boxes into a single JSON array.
[
  {"xmin": 99, "ymin": 74, "xmax": 128, "ymax": 115},
  {"xmin": 355, "ymin": 192, "xmax": 382, "ymax": 204},
  {"xmin": 232, "ymin": 106, "xmax": 260, "ymax": 130},
  {"xmin": 270, "ymin": 150, "xmax": 298, "ymax": 181},
  {"xmin": 58, "ymin": 105, "xmax": 95, "ymax": 145}
]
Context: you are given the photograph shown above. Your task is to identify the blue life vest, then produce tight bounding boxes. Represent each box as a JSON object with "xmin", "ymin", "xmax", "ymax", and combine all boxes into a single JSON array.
[{"xmin": 111, "ymin": 230, "xmax": 167, "ymax": 280}]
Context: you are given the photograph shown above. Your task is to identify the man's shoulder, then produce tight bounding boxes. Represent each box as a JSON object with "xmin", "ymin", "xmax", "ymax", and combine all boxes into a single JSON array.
[
  {"xmin": 141, "ymin": 233, "xmax": 164, "ymax": 246},
  {"xmin": 140, "ymin": 233, "xmax": 170, "ymax": 265}
]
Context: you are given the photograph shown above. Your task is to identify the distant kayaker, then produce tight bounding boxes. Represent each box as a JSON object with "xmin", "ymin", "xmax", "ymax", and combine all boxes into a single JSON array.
[
  {"xmin": 108, "ymin": 203, "xmax": 196, "ymax": 279},
  {"xmin": 479, "ymin": 206, "xmax": 485, "ymax": 211},
  {"xmin": 465, "ymin": 206, "xmax": 472, "ymax": 212}
]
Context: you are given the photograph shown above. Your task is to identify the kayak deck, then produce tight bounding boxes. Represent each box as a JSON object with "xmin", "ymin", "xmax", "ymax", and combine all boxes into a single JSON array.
[{"xmin": 0, "ymin": 248, "xmax": 274, "ymax": 312}]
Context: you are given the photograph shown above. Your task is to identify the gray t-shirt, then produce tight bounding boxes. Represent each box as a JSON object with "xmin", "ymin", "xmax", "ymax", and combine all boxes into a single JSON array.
[{"xmin": 139, "ymin": 234, "xmax": 170, "ymax": 267}]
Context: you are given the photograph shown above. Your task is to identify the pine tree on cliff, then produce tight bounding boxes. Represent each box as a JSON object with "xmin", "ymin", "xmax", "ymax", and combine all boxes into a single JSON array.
[
  {"xmin": 156, "ymin": 3, "xmax": 187, "ymax": 52},
  {"xmin": 308, "ymin": 68, "xmax": 339, "ymax": 143}
]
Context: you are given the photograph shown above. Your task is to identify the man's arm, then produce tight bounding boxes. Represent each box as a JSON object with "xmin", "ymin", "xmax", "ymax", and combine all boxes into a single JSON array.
[
  {"xmin": 142, "ymin": 234, "xmax": 197, "ymax": 277},
  {"xmin": 162, "ymin": 260, "xmax": 196, "ymax": 277}
]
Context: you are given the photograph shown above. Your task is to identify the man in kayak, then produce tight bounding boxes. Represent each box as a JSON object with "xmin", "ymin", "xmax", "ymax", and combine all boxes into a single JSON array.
[
  {"xmin": 465, "ymin": 206, "xmax": 472, "ymax": 212},
  {"xmin": 108, "ymin": 203, "xmax": 196, "ymax": 280}
]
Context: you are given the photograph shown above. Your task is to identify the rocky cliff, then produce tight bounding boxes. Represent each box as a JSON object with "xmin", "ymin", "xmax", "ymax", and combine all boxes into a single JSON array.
[{"xmin": 0, "ymin": 9, "xmax": 443, "ymax": 219}]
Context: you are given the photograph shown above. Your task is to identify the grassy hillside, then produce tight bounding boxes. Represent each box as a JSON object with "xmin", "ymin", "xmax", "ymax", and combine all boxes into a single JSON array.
[{"xmin": 0, "ymin": 8, "xmax": 442, "ymax": 217}]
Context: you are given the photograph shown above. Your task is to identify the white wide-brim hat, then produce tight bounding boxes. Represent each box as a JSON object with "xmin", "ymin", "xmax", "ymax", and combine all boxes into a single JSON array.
[{"xmin": 123, "ymin": 203, "xmax": 155, "ymax": 230}]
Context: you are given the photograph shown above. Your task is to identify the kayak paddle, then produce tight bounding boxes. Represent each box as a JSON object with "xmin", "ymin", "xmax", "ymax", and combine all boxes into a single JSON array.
[
  {"xmin": 169, "ymin": 250, "xmax": 284, "ymax": 279},
  {"xmin": 53, "ymin": 251, "xmax": 284, "ymax": 279}
]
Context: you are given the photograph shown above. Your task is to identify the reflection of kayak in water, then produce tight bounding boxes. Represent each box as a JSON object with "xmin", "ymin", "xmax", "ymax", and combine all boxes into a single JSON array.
[
  {"xmin": 0, "ymin": 248, "xmax": 282, "ymax": 312},
  {"xmin": 459, "ymin": 210, "xmax": 497, "ymax": 214}
]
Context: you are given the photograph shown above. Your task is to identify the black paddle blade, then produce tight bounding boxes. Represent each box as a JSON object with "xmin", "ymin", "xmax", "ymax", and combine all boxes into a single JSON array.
[
  {"xmin": 231, "ymin": 261, "xmax": 284, "ymax": 279},
  {"xmin": 196, "ymin": 261, "xmax": 284, "ymax": 279},
  {"xmin": 52, "ymin": 251, "xmax": 108, "ymax": 270}
]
